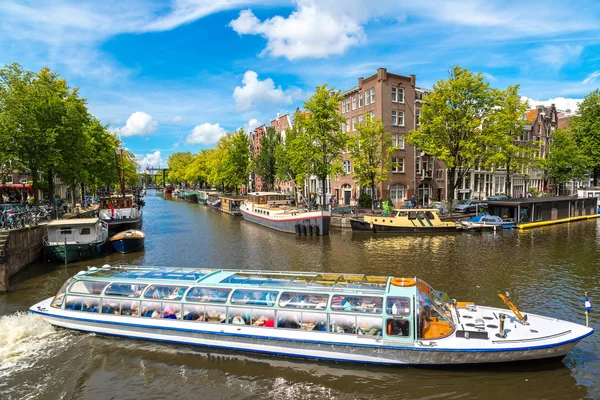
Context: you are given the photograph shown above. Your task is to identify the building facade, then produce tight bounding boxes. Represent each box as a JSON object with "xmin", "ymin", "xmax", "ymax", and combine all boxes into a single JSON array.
[{"xmin": 333, "ymin": 68, "xmax": 445, "ymax": 207}]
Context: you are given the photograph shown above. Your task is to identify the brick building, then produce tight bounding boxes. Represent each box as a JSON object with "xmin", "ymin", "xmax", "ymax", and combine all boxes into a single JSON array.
[{"xmin": 333, "ymin": 68, "xmax": 445, "ymax": 207}]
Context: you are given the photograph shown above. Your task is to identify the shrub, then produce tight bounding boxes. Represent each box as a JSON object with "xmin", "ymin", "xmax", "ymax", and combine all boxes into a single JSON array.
[{"xmin": 358, "ymin": 193, "xmax": 372, "ymax": 208}]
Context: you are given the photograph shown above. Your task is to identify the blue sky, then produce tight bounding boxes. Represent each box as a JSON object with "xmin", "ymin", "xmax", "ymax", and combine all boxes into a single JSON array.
[{"xmin": 1, "ymin": 0, "xmax": 599, "ymax": 169}]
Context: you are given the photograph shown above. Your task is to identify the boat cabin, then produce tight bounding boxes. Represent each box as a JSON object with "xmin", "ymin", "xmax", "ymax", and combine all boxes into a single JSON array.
[
  {"xmin": 247, "ymin": 192, "xmax": 289, "ymax": 206},
  {"xmin": 220, "ymin": 196, "xmax": 245, "ymax": 215},
  {"xmin": 46, "ymin": 218, "xmax": 105, "ymax": 244},
  {"xmin": 100, "ymin": 196, "xmax": 135, "ymax": 209},
  {"xmin": 198, "ymin": 189, "xmax": 219, "ymax": 203},
  {"xmin": 487, "ymin": 196, "xmax": 598, "ymax": 224},
  {"xmin": 50, "ymin": 265, "xmax": 455, "ymax": 343},
  {"xmin": 577, "ymin": 187, "xmax": 600, "ymax": 199}
]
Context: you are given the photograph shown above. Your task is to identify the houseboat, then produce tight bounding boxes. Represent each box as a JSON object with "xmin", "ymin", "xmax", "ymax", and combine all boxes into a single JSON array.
[
  {"xmin": 30, "ymin": 265, "xmax": 593, "ymax": 365},
  {"xmin": 220, "ymin": 195, "xmax": 245, "ymax": 216},
  {"xmin": 350, "ymin": 209, "xmax": 459, "ymax": 233},
  {"xmin": 240, "ymin": 192, "xmax": 331, "ymax": 235},
  {"xmin": 110, "ymin": 229, "xmax": 145, "ymax": 254},
  {"xmin": 182, "ymin": 191, "xmax": 198, "ymax": 203},
  {"xmin": 98, "ymin": 195, "xmax": 143, "ymax": 234},
  {"xmin": 43, "ymin": 218, "xmax": 109, "ymax": 263},
  {"xmin": 198, "ymin": 189, "xmax": 219, "ymax": 205}
]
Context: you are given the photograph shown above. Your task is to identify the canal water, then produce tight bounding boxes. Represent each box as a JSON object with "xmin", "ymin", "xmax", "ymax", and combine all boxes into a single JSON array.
[{"xmin": 1, "ymin": 190, "xmax": 599, "ymax": 399}]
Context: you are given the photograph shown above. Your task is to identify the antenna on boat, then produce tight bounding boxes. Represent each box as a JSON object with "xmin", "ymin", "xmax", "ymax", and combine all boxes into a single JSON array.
[{"xmin": 585, "ymin": 292, "xmax": 592, "ymax": 327}]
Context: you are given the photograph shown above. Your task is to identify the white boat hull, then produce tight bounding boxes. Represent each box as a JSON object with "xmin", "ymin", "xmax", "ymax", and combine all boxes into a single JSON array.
[{"xmin": 30, "ymin": 299, "xmax": 592, "ymax": 365}]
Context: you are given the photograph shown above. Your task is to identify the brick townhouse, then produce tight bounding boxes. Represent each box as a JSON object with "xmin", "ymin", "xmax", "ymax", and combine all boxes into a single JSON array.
[{"xmin": 333, "ymin": 68, "xmax": 445, "ymax": 207}]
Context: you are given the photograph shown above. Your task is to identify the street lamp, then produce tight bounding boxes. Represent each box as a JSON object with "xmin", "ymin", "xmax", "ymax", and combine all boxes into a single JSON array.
[{"xmin": 524, "ymin": 174, "xmax": 530, "ymax": 197}]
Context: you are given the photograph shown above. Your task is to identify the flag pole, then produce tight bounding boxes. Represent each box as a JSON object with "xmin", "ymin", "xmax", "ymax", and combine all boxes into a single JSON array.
[{"xmin": 585, "ymin": 291, "xmax": 590, "ymax": 328}]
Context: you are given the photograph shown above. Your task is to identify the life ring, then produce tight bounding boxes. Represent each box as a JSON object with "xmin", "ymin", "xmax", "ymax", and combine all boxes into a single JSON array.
[{"xmin": 390, "ymin": 277, "xmax": 416, "ymax": 287}]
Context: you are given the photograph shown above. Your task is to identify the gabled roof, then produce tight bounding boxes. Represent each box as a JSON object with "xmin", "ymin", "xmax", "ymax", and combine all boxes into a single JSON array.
[{"xmin": 525, "ymin": 109, "xmax": 537, "ymax": 122}]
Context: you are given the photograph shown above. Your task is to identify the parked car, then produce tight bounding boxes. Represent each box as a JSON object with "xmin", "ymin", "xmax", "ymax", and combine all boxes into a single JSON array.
[
  {"xmin": 487, "ymin": 194, "xmax": 509, "ymax": 201},
  {"xmin": 454, "ymin": 199, "xmax": 485, "ymax": 213}
]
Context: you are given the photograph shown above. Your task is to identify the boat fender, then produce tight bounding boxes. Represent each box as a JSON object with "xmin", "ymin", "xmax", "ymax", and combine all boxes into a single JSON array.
[
  {"xmin": 313, "ymin": 225, "xmax": 320, "ymax": 235},
  {"xmin": 295, "ymin": 224, "xmax": 301, "ymax": 235},
  {"xmin": 307, "ymin": 225, "xmax": 313, "ymax": 236},
  {"xmin": 390, "ymin": 277, "xmax": 416, "ymax": 287},
  {"xmin": 300, "ymin": 224, "xmax": 307, "ymax": 235},
  {"xmin": 78, "ymin": 247, "xmax": 83, "ymax": 258}
]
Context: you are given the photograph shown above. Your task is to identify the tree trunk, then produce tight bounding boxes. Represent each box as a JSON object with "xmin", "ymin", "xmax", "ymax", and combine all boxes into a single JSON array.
[
  {"xmin": 32, "ymin": 170, "xmax": 39, "ymax": 205},
  {"xmin": 447, "ymin": 167, "xmax": 456, "ymax": 212},
  {"xmin": 594, "ymin": 166, "xmax": 599, "ymax": 186},
  {"xmin": 505, "ymin": 166, "xmax": 511, "ymax": 197},
  {"xmin": 47, "ymin": 169, "xmax": 54, "ymax": 205},
  {"xmin": 322, "ymin": 176, "xmax": 327, "ymax": 210},
  {"xmin": 371, "ymin": 184, "xmax": 376, "ymax": 213}
]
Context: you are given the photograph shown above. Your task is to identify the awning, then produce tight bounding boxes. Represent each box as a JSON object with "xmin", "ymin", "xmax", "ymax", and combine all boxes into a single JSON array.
[{"xmin": 0, "ymin": 184, "xmax": 33, "ymax": 193}]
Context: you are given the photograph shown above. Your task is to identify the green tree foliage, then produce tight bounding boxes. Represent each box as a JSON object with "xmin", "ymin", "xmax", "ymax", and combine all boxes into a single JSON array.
[
  {"xmin": 485, "ymin": 85, "xmax": 536, "ymax": 194},
  {"xmin": 572, "ymin": 89, "xmax": 600, "ymax": 185},
  {"xmin": 253, "ymin": 126, "xmax": 279, "ymax": 191},
  {"xmin": 545, "ymin": 128, "xmax": 589, "ymax": 193},
  {"xmin": 407, "ymin": 65, "xmax": 496, "ymax": 209},
  {"xmin": 296, "ymin": 84, "xmax": 347, "ymax": 208},
  {"xmin": 275, "ymin": 121, "xmax": 306, "ymax": 198},
  {"xmin": 225, "ymin": 129, "xmax": 251, "ymax": 194},
  {"xmin": 167, "ymin": 152, "xmax": 194, "ymax": 185},
  {"xmin": 347, "ymin": 115, "xmax": 394, "ymax": 211},
  {"xmin": 185, "ymin": 149, "xmax": 210, "ymax": 187}
]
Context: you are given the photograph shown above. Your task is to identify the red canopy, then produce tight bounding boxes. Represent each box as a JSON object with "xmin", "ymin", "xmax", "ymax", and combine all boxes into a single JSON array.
[{"xmin": 0, "ymin": 184, "xmax": 33, "ymax": 193}]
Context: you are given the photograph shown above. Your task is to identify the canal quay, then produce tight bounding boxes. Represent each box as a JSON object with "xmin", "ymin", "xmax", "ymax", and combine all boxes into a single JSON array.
[{"xmin": 0, "ymin": 190, "xmax": 598, "ymax": 399}]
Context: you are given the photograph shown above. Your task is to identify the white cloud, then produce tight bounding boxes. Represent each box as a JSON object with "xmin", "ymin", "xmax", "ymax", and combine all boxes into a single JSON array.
[
  {"xmin": 137, "ymin": 150, "xmax": 164, "ymax": 169},
  {"xmin": 119, "ymin": 111, "xmax": 159, "ymax": 137},
  {"xmin": 233, "ymin": 70, "xmax": 303, "ymax": 112},
  {"xmin": 521, "ymin": 96, "xmax": 582, "ymax": 112},
  {"xmin": 245, "ymin": 118, "xmax": 262, "ymax": 133},
  {"xmin": 186, "ymin": 122, "xmax": 226, "ymax": 145},
  {"xmin": 532, "ymin": 44, "xmax": 583, "ymax": 70},
  {"xmin": 229, "ymin": 5, "xmax": 366, "ymax": 60},
  {"xmin": 171, "ymin": 115, "xmax": 187, "ymax": 123},
  {"xmin": 582, "ymin": 71, "xmax": 600, "ymax": 85}
]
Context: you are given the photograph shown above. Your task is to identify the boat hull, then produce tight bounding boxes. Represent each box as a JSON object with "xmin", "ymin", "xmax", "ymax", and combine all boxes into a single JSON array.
[
  {"xmin": 350, "ymin": 218, "xmax": 458, "ymax": 233},
  {"xmin": 30, "ymin": 302, "xmax": 588, "ymax": 365},
  {"xmin": 111, "ymin": 237, "xmax": 145, "ymax": 254},
  {"xmin": 105, "ymin": 217, "xmax": 143, "ymax": 234},
  {"xmin": 241, "ymin": 209, "xmax": 331, "ymax": 235},
  {"xmin": 44, "ymin": 240, "xmax": 107, "ymax": 263}
]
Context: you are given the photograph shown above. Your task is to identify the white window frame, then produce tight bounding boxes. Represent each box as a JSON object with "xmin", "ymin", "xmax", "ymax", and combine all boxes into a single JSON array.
[
  {"xmin": 370, "ymin": 88, "xmax": 375, "ymax": 104},
  {"xmin": 352, "ymin": 96, "xmax": 356, "ymax": 110},
  {"xmin": 370, "ymin": 111, "xmax": 375, "ymax": 118},
  {"xmin": 392, "ymin": 110, "xmax": 397, "ymax": 126},
  {"xmin": 352, "ymin": 116, "xmax": 357, "ymax": 131},
  {"xmin": 392, "ymin": 134, "xmax": 405, "ymax": 149},
  {"xmin": 415, "ymin": 108, "xmax": 421, "ymax": 126},
  {"xmin": 398, "ymin": 111, "xmax": 405, "ymax": 127},
  {"xmin": 359, "ymin": 93, "xmax": 363, "ymax": 107},
  {"xmin": 392, "ymin": 87, "xmax": 397, "ymax": 102},
  {"xmin": 342, "ymin": 101, "xmax": 345, "ymax": 114},
  {"xmin": 390, "ymin": 184, "xmax": 406, "ymax": 201},
  {"xmin": 391, "ymin": 157, "xmax": 404, "ymax": 173},
  {"xmin": 358, "ymin": 114, "xmax": 363, "ymax": 126},
  {"xmin": 365, "ymin": 91, "xmax": 370, "ymax": 106},
  {"xmin": 398, "ymin": 87, "xmax": 404, "ymax": 103}
]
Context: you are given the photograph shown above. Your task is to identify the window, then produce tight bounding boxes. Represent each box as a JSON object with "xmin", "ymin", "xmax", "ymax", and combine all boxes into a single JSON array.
[
  {"xmin": 120, "ymin": 300, "xmax": 139, "ymax": 316},
  {"xmin": 205, "ymin": 305, "xmax": 226, "ymax": 323},
  {"xmin": 392, "ymin": 87, "xmax": 397, "ymax": 102},
  {"xmin": 352, "ymin": 117, "xmax": 357, "ymax": 131},
  {"xmin": 346, "ymin": 119, "xmax": 350, "ymax": 131},
  {"xmin": 386, "ymin": 319, "xmax": 410, "ymax": 337},
  {"xmin": 386, "ymin": 297, "xmax": 411, "ymax": 316},
  {"xmin": 392, "ymin": 110, "xmax": 397, "ymax": 126},
  {"xmin": 331, "ymin": 295, "xmax": 383, "ymax": 313},
  {"xmin": 59, "ymin": 228, "xmax": 72, "ymax": 235},
  {"xmin": 161, "ymin": 303, "xmax": 181, "ymax": 319},
  {"xmin": 51, "ymin": 278, "xmax": 75, "ymax": 308},
  {"xmin": 277, "ymin": 310, "xmax": 302, "ymax": 329},
  {"xmin": 143, "ymin": 285, "xmax": 188, "ymax": 300},
  {"xmin": 230, "ymin": 289, "xmax": 278, "ymax": 306},
  {"xmin": 370, "ymin": 88, "xmax": 375, "ymax": 104},
  {"xmin": 415, "ymin": 156, "xmax": 422, "ymax": 174},
  {"xmin": 104, "ymin": 283, "xmax": 147, "ymax": 298},
  {"xmin": 358, "ymin": 114, "xmax": 363, "ymax": 126},
  {"xmin": 279, "ymin": 292, "xmax": 329, "ymax": 309},
  {"xmin": 389, "ymin": 184, "xmax": 406, "ymax": 201},
  {"xmin": 186, "ymin": 287, "xmax": 230, "ymax": 303},
  {"xmin": 392, "ymin": 157, "xmax": 404, "ymax": 173},
  {"xmin": 228, "ymin": 307, "xmax": 251, "ymax": 325},
  {"xmin": 398, "ymin": 111, "xmax": 404, "ymax": 126},
  {"xmin": 398, "ymin": 87, "xmax": 404, "ymax": 103},
  {"xmin": 346, "ymin": 99, "xmax": 351, "ymax": 112},
  {"xmin": 65, "ymin": 296, "xmax": 83, "ymax": 311},
  {"xmin": 342, "ymin": 100, "xmax": 346, "ymax": 114},
  {"xmin": 343, "ymin": 160, "xmax": 352, "ymax": 174},
  {"xmin": 184, "ymin": 304, "xmax": 205, "ymax": 321},
  {"xmin": 370, "ymin": 111, "xmax": 375, "ymax": 118},
  {"xmin": 81, "ymin": 297, "xmax": 100, "ymax": 313},
  {"xmin": 103, "ymin": 298, "xmax": 122, "ymax": 315},
  {"xmin": 415, "ymin": 108, "xmax": 421, "ymax": 126},
  {"xmin": 330, "ymin": 314, "xmax": 356, "ymax": 334},
  {"xmin": 252, "ymin": 308, "xmax": 275, "ymax": 327},
  {"xmin": 69, "ymin": 280, "xmax": 109, "ymax": 295},
  {"xmin": 359, "ymin": 92, "xmax": 363, "ymax": 107},
  {"xmin": 341, "ymin": 122, "xmax": 346, "ymax": 133},
  {"xmin": 357, "ymin": 316, "xmax": 382, "ymax": 336},
  {"xmin": 365, "ymin": 90, "xmax": 370, "ymax": 106},
  {"xmin": 392, "ymin": 134, "xmax": 405, "ymax": 149},
  {"xmin": 80, "ymin": 228, "xmax": 90, "ymax": 235},
  {"xmin": 352, "ymin": 95, "xmax": 356, "ymax": 110}
]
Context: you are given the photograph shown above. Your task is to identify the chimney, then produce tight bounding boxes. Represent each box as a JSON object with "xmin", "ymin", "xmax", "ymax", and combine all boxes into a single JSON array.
[
  {"xmin": 276, "ymin": 111, "xmax": 280, "ymax": 118},
  {"xmin": 296, "ymin": 107, "xmax": 300, "ymax": 113},
  {"xmin": 377, "ymin": 68, "xmax": 387, "ymax": 81},
  {"xmin": 358, "ymin": 77, "xmax": 363, "ymax": 88},
  {"xmin": 410, "ymin": 74, "xmax": 416, "ymax": 87}
]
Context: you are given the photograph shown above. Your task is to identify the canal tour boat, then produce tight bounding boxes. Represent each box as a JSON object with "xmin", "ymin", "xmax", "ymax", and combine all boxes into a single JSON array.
[
  {"xmin": 43, "ymin": 219, "xmax": 109, "ymax": 263},
  {"xmin": 110, "ymin": 229, "xmax": 145, "ymax": 254},
  {"xmin": 98, "ymin": 196, "xmax": 143, "ymax": 234},
  {"xmin": 30, "ymin": 265, "xmax": 593, "ymax": 365},
  {"xmin": 240, "ymin": 192, "xmax": 331, "ymax": 235},
  {"xmin": 350, "ymin": 208, "xmax": 459, "ymax": 233}
]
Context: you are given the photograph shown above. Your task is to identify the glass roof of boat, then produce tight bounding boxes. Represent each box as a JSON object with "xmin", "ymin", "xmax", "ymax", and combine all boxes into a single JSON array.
[
  {"xmin": 82, "ymin": 265, "xmax": 215, "ymax": 281},
  {"xmin": 219, "ymin": 272, "xmax": 388, "ymax": 291}
]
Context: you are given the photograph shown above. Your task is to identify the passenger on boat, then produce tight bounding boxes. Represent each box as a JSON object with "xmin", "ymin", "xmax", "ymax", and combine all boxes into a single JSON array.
[
  {"xmin": 162, "ymin": 305, "xmax": 177, "ymax": 319},
  {"xmin": 263, "ymin": 318, "xmax": 275, "ymax": 328},
  {"xmin": 279, "ymin": 315, "xmax": 301, "ymax": 329},
  {"xmin": 312, "ymin": 321, "xmax": 327, "ymax": 332},
  {"xmin": 388, "ymin": 319, "xmax": 410, "ymax": 336},
  {"xmin": 103, "ymin": 301, "xmax": 120, "ymax": 314},
  {"xmin": 184, "ymin": 305, "xmax": 204, "ymax": 321},
  {"xmin": 82, "ymin": 298, "xmax": 99, "ymax": 313},
  {"xmin": 231, "ymin": 314, "xmax": 246, "ymax": 325}
]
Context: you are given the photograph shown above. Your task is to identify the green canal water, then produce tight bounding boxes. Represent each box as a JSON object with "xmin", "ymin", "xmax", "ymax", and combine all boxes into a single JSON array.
[{"xmin": 1, "ymin": 190, "xmax": 599, "ymax": 399}]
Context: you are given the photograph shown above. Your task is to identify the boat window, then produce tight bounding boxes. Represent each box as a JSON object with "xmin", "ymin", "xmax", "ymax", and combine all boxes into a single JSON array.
[
  {"xmin": 300, "ymin": 312, "xmax": 327, "ymax": 332},
  {"xmin": 357, "ymin": 316, "xmax": 383, "ymax": 336},
  {"xmin": 416, "ymin": 211, "xmax": 426, "ymax": 219},
  {"xmin": 331, "ymin": 295, "xmax": 383, "ymax": 314},
  {"xmin": 186, "ymin": 287, "xmax": 230, "ymax": 303},
  {"xmin": 228, "ymin": 307, "xmax": 251, "ymax": 325},
  {"xmin": 80, "ymin": 228, "xmax": 91, "ymax": 235},
  {"xmin": 277, "ymin": 310, "xmax": 301, "ymax": 329},
  {"xmin": 230, "ymin": 289, "xmax": 278, "ymax": 306},
  {"xmin": 120, "ymin": 300, "xmax": 140, "ymax": 317},
  {"xmin": 278, "ymin": 292, "xmax": 329, "ymax": 310},
  {"xmin": 417, "ymin": 280, "xmax": 455, "ymax": 340},
  {"xmin": 102, "ymin": 298, "xmax": 121, "ymax": 315},
  {"xmin": 425, "ymin": 211, "xmax": 435, "ymax": 219},
  {"xmin": 140, "ymin": 301, "xmax": 161, "ymax": 318},
  {"xmin": 104, "ymin": 283, "xmax": 147, "ymax": 298},
  {"xmin": 161, "ymin": 303, "xmax": 181, "ymax": 320},
  {"xmin": 60, "ymin": 228, "xmax": 72, "ymax": 235},
  {"xmin": 251, "ymin": 309, "xmax": 275, "ymax": 327},
  {"xmin": 397, "ymin": 211, "xmax": 408, "ymax": 217},
  {"xmin": 143, "ymin": 285, "xmax": 188, "ymax": 300},
  {"xmin": 65, "ymin": 295, "xmax": 83, "ymax": 311},
  {"xmin": 386, "ymin": 318, "xmax": 410, "ymax": 337},
  {"xmin": 330, "ymin": 314, "xmax": 356, "ymax": 334},
  {"xmin": 386, "ymin": 297, "xmax": 411, "ymax": 316},
  {"xmin": 408, "ymin": 212, "xmax": 417, "ymax": 220},
  {"xmin": 69, "ymin": 280, "xmax": 109, "ymax": 295},
  {"xmin": 205, "ymin": 305, "xmax": 226, "ymax": 323},
  {"xmin": 183, "ymin": 304, "xmax": 205, "ymax": 321},
  {"xmin": 81, "ymin": 297, "xmax": 100, "ymax": 313},
  {"xmin": 51, "ymin": 278, "xmax": 76, "ymax": 308}
]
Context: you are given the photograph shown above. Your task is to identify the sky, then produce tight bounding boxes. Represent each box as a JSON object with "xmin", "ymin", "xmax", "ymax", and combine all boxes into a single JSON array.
[{"xmin": 1, "ymin": 0, "xmax": 599, "ymax": 169}]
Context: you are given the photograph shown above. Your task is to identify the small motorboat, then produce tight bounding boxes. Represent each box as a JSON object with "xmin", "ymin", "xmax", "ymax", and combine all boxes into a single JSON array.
[
  {"xmin": 460, "ymin": 212, "xmax": 516, "ymax": 230},
  {"xmin": 110, "ymin": 230, "xmax": 145, "ymax": 254}
]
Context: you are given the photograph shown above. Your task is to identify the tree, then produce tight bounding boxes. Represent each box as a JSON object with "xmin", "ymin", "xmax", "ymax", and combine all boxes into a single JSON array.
[
  {"xmin": 407, "ymin": 65, "xmax": 496, "ymax": 210},
  {"xmin": 572, "ymin": 89, "xmax": 600, "ymax": 185},
  {"xmin": 275, "ymin": 120, "xmax": 306, "ymax": 201},
  {"xmin": 167, "ymin": 152, "xmax": 194, "ymax": 186},
  {"xmin": 347, "ymin": 115, "xmax": 394, "ymax": 212},
  {"xmin": 545, "ymin": 128, "xmax": 589, "ymax": 194},
  {"xmin": 484, "ymin": 85, "xmax": 536, "ymax": 195},
  {"xmin": 185, "ymin": 149, "xmax": 210, "ymax": 187},
  {"xmin": 224, "ymin": 129, "xmax": 251, "ymax": 194},
  {"xmin": 253, "ymin": 126, "xmax": 279, "ymax": 191},
  {"xmin": 296, "ymin": 84, "xmax": 347, "ymax": 209}
]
